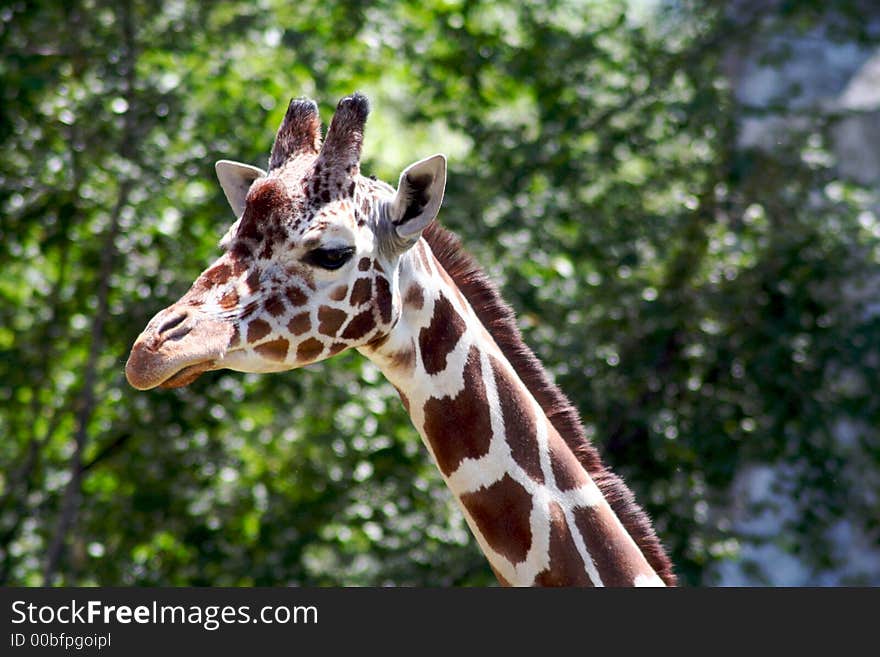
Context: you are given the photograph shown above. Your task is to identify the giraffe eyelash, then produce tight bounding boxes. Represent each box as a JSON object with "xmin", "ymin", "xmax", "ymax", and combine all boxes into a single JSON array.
[{"xmin": 303, "ymin": 246, "xmax": 356, "ymax": 270}]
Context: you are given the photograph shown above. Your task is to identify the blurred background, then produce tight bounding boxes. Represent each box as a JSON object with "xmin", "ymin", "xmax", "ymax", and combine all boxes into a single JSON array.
[{"xmin": 2, "ymin": 0, "xmax": 879, "ymax": 586}]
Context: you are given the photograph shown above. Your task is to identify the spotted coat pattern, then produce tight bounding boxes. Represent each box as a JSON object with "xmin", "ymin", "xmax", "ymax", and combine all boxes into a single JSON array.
[
  {"xmin": 126, "ymin": 93, "xmax": 670, "ymax": 587},
  {"xmin": 361, "ymin": 239, "xmax": 664, "ymax": 586}
]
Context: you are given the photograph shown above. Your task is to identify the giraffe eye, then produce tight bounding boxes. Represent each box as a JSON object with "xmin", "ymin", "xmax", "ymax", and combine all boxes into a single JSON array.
[{"xmin": 305, "ymin": 246, "xmax": 356, "ymax": 270}]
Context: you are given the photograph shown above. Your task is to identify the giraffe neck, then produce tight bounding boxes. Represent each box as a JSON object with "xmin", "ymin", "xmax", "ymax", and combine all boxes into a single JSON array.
[{"xmin": 359, "ymin": 234, "xmax": 665, "ymax": 587}]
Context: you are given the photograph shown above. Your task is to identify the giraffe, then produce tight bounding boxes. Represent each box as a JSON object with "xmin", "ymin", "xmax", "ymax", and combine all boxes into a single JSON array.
[{"xmin": 125, "ymin": 93, "xmax": 676, "ymax": 587}]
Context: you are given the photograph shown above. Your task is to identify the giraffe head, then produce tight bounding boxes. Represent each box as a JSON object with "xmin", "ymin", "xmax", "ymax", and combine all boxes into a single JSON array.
[{"xmin": 125, "ymin": 93, "xmax": 446, "ymax": 390}]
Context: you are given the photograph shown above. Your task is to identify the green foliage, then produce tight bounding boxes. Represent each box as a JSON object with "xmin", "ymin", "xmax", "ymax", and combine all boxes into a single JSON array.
[{"xmin": 1, "ymin": 0, "xmax": 878, "ymax": 586}]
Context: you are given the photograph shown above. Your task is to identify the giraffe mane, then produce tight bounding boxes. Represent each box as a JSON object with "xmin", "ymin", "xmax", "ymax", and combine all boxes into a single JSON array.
[{"xmin": 422, "ymin": 222, "xmax": 677, "ymax": 586}]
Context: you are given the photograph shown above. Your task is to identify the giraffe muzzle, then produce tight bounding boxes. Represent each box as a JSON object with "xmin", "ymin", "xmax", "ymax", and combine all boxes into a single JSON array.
[{"xmin": 125, "ymin": 304, "xmax": 236, "ymax": 390}]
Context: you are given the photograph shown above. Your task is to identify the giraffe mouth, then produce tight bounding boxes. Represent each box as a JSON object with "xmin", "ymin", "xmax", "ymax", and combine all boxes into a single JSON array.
[
  {"xmin": 156, "ymin": 360, "xmax": 218, "ymax": 389},
  {"xmin": 126, "ymin": 343, "xmax": 226, "ymax": 390}
]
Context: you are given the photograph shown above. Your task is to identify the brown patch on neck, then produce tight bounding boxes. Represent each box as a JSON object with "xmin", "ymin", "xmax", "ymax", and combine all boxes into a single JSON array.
[
  {"xmin": 533, "ymin": 503, "xmax": 593, "ymax": 586},
  {"xmin": 489, "ymin": 354, "xmax": 543, "ymax": 484},
  {"xmin": 573, "ymin": 505, "xmax": 652, "ymax": 587},
  {"xmin": 460, "ymin": 473, "xmax": 533, "ymax": 565},
  {"xmin": 418, "ymin": 293, "xmax": 466, "ymax": 375},
  {"xmin": 549, "ymin": 430, "xmax": 591, "ymax": 490},
  {"xmin": 421, "ymin": 346, "xmax": 492, "ymax": 476},
  {"xmin": 422, "ymin": 223, "xmax": 676, "ymax": 586}
]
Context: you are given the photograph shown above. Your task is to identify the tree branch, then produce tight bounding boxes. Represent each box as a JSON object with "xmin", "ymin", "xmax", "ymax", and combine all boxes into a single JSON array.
[
  {"xmin": 81, "ymin": 432, "xmax": 133, "ymax": 474},
  {"xmin": 42, "ymin": 3, "xmax": 138, "ymax": 585}
]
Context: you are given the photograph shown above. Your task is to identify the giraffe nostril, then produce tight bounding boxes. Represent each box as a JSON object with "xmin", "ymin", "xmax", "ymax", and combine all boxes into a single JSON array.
[{"xmin": 157, "ymin": 312, "xmax": 191, "ymax": 341}]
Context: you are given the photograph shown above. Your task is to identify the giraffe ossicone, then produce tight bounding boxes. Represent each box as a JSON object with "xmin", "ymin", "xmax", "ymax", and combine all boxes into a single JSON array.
[{"xmin": 126, "ymin": 93, "xmax": 676, "ymax": 587}]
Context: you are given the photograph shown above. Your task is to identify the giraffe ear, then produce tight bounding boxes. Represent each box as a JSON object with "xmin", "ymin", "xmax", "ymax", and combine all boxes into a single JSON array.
[
  {"xmin": 215, "ymin": 160, "xmax": 266, "ymax": 218},
  {"xmin": 391, "ymin": 154, "xmax": 447, "ymax": 241}
]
